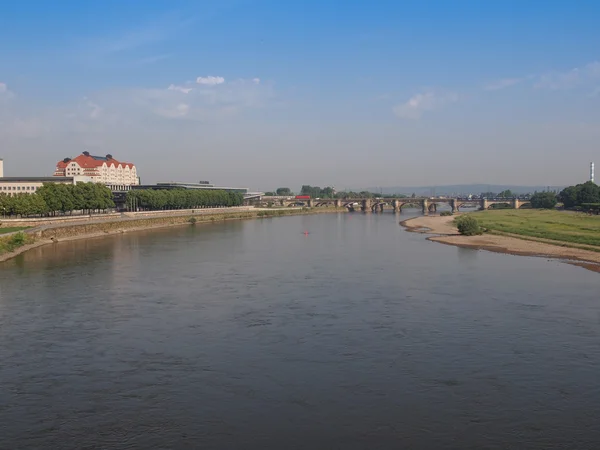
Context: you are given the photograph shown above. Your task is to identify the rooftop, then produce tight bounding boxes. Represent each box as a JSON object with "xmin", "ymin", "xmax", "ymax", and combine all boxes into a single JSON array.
[{"xmin": 57, "ymin": 152, "xmax": 134, "ymax": 169}]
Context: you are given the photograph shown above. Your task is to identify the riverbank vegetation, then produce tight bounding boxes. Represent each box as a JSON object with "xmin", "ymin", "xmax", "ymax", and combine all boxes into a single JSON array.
[
  {"xmin": 455, "ymin": 215, "xmax": 482, "ymax": 236},
  {"xmin": 125, "ymin": 190, "xmax": 243, "ymax": 211},
  {"xmin": 472, "ymin": 210, "xmax": 600, "ymax": 248},
  {"xmin": 0, "ymin": 232, "xmax": 34, "ymax": 255}
]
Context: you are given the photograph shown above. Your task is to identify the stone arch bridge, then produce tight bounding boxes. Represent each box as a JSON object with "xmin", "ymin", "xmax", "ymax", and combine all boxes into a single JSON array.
[{"xmin": 262, "ymin": 197, "xmax": 530, "ymax": 213}]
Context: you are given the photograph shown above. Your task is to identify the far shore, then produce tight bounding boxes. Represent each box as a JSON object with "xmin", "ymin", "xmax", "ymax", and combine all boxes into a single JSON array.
[
  {"xmin": 0, "ymin": 206, "xmax": 346, "ymax": 263},
  {"xmin": 401, "ymin": 215, "xmax": 600, "ymax": 273}
]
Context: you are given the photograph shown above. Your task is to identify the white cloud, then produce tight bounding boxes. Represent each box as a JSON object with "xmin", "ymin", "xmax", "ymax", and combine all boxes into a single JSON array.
[
  {"xmin": 393, "ymin": 91, "xmax": 458, "ymax": 119},
  {"xmin": 484, "ymin": 77, "xmax": 523, "ymax": 91},
  {"xmin": 0, "ymin": 82, "xmax": 7, "ymax": 93},
  {"xmin": 196, "ymin": 76, "xmax": 225, "ymax": 86},
  {"xmin": 86, "ymin": 99, "xmax": 102, "ymax": 119},
  {"xmin": 155, "ymin": 103, "xmax": 190, "ymax": 118},
  {"xmin": 252, "ymin": 78, "xmax": 261, "ymax": 85},
  {"xmin": 73, "ymin": 76, "xmax": 272, "ymax": 123},
  {"xmin": 168, "ymin": 84, "xmax": 193, "ymax": 94},
  {"xmin": 535, "ymin": 62, "xmax": 600, "ymax": 90}
]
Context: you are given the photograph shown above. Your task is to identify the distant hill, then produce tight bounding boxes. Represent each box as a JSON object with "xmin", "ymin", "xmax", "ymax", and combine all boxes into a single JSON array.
[{"xmin": 362, "ymin": 184, "xmax": 564, "ymax": 196}]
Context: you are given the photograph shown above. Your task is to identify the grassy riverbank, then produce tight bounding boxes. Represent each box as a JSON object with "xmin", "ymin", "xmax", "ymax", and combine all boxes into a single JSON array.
[
  {"xmin": 401, "ymin": 213, "xmax": 600, "ymax": 272},
  {"xmin": 0, "ymin": 226, "xmax": 30, "ymax": 235},
  {"xmin": 472, "ymin": 210, "xmax": 600, "ymax": 249},
  {"xmin": 0, "ymin": 232, "xmax": 34, "ymax": 255}
]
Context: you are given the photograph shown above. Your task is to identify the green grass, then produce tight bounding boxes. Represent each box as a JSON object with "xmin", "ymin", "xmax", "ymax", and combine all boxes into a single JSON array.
[
  {"xmin": 0, "ymin": 226, "xmax": 31, "ymax": 235},
  {"xmin": 470, "ymin": 209, "xmax": 600, "ymax": 248},
  {"xmin": 0, "ymin": 231, "xmax": 34, "ymax": 255}
]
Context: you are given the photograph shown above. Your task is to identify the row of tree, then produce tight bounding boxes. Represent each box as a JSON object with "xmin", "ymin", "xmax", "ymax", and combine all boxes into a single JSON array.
[
  {"xmin": 559, "ymin": 181, "xmax": 600, "ymax": 209},
  {"xmin": 0, "ymin": 183, "xmax": 115, "ymax": 217},
  {"xmin": 124, "ymin": 189, "xmax": 243, "ymax": 211},
  {"xmin": 265, "ymin": 186, "xmax": 407, "ymax": 199}
]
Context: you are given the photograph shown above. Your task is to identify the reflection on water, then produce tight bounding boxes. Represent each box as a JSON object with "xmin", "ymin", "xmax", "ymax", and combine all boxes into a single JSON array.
[{"xmin": 1, "ymin": 213, "xmax": 599, "ymax": 449}]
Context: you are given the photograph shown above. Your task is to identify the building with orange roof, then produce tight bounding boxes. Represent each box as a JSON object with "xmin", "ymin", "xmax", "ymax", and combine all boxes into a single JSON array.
[{"xmin": 54, "ymin": 151, "xmax": 139, "ymax": 186}]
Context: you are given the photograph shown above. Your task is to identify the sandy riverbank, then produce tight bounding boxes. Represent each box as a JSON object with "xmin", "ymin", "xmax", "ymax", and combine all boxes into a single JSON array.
[
  {"xmin": 0, "ymin": 207, "xmax": 346, "ymax": 263},
  {"xmin": 401, "ymin": 215, "xmax": 600, "ymax": 273}
]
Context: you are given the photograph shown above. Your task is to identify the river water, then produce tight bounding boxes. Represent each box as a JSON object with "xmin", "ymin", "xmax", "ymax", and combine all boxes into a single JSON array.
[{"xmin": 1, "ymin": 212, "xmax": 599, "ymax": 449}]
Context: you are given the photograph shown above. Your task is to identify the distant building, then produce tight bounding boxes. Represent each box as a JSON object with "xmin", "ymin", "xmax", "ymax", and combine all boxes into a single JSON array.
[
  {"xmin": 0, "ymin": 176, "xmax": 93, "ymax": 196},
  {"xmin": 54, "ymin": 151, "xmax": 139, "ymax": 185},
  {"xmin": 0, "ymin": 157, "xmax": 94, "ymax": 196},
  {"xmin": 110, "ymin": 180, "xmax": 263, "ymax": 209}
]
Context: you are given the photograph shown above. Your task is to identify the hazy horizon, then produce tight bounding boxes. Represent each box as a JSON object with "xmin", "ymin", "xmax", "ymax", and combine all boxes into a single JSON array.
[{"xmin": 1, "ymin": 1, "xmax": 599, "ymax": 191}]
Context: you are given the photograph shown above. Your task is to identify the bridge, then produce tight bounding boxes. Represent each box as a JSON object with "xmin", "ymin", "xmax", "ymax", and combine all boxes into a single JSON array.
[{"xmin": 260, "ymin": 197, "xmax": 531, "ymax": 213}]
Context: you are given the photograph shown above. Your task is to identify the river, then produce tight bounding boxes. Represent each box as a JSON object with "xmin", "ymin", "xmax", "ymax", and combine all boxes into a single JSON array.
[{"xmin": 1, "ymin": 212, "xmax": 599, "ymax": 449}]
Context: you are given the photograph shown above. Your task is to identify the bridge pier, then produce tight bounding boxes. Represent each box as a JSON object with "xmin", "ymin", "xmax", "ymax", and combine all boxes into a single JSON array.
[
  {"xmin": 307, "ymin": 199, "xmax": 314, "ymax": 207},
  {"xmin": 335, "ymin": 199, "xmax": 342, "ymax": 208},
  {"xmin": 480, "ymin": 199, "xmax": 489, "ymax": 210},
  {"xmin": 513, "ymin": 198, "xmax": 521, "ymax": 209},
  {"xmin": 422, "ymin": 199, "xmax": 429, "ymax": 216},
  {"xmin": 451, "ymin": 198, "xmax": 458, "ymax": 214},
  {"xmin": 392, "ymin": 199, "xmax": 400, "ymax": 212},
  {"xmin": 362, "ymin": 199, "xmax": 372, "ymax": 212}
]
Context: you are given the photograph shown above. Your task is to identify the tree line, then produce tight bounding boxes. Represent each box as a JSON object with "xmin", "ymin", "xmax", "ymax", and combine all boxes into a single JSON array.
[
  {"xmin": 125, "ymin": 189, "xmax": 243, "ymax": 211},
  {"xmin": 0, "ymin": 183, "xmax": 115, "ymax": 218},
  {"xmin": 265, "ymin": 186, "xmax": 407, "ymax": 199},
  {"xmin": 559, "ymin": 181, "xmax": 600, "ymax": 211}
]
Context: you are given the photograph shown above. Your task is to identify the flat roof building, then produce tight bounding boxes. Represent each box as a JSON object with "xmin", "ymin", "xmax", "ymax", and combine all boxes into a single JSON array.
[{"xmin": 0, "ymin": 176, "xmax": 94, "ymax": 196}]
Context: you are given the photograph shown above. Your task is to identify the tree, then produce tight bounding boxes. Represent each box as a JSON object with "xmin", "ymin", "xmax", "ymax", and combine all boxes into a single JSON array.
[
  {"xmin": 125, "ymin": 189, "xmax": 243, "ymax": 211},
  {"xmin": 498, "ymin": 190, "xmax": 513, "ymax": 198},
  {"xmin": 455, "ymin": 215, "xmax": 482, "ymax": 236},
  {"xmin": 276, "ymin": 187, "xmax": 292, "ymax": 196},
  {"xmin": 321, "ymin": 187, "xmax": 335, "ymax": 198},
  {"xmin": 264, "ymin": 192, "xmax": 275, "ymax": 196},
  {"xmin": 576, "ymin": 181, "xmax": 600, "ymax": 205},
  {"xmin": 530, "ymin": 191, "xmax": 557, "ymax": 209},
  {"xmin": 37, "ymin": 184, "xmax": 62, "ymax": 215},
  {"xmin": 559, "ymin": 185, "xmax": 579, "ymax": 209}
]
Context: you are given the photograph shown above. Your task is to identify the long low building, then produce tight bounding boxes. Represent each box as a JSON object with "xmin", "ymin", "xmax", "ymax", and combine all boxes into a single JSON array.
[
  {"xmin": 110, "ymin": 181, "xmax": 264, "ymax": 208},
  {"xmin": 0, "ymin": 176, "xmax": 94, "ymax": 196},
  {"xmin": 110, "ymin": 181, "xmax": 256, "ymax": 195}
]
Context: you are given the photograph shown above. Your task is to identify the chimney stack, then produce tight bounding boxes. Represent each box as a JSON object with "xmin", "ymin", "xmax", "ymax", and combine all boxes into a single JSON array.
[
  {"xmin": 0, "ymin": 158, "xmax": 4, "ymax": 178},
  {"xmin": 591, "ymin": 162, "xmax": 595, "ymax": 183}
]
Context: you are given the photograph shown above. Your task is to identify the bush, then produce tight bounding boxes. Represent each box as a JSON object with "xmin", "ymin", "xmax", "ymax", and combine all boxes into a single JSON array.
[
  {"xmin": 455, "ymin": 215, "xmax": 482, "ymax": 236},
  {"xmin": 188, "ymin": 217, "xmax": 197, "ymax": 224},
  {"xmin": 11, "ymin": 232, "xmax": 26, "ymax": 246},
  {"xmin": 440, "ymin": 211, "xmax": 453, "ymax": 216},
  {"xmin": 0, "ymin": 231, "xmax": 30, "ymax": 254}
]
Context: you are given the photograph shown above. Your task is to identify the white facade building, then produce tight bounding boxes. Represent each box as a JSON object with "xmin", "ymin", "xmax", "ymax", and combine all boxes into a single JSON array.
[{"xmin": 54, "ymin": 152, "xmax": 139, "ymax": 185}]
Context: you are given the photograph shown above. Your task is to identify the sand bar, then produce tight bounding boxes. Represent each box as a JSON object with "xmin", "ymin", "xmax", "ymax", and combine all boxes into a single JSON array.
[{"xmin": 401, "ymin": 215, "xmax": 600, "ymax": 273}]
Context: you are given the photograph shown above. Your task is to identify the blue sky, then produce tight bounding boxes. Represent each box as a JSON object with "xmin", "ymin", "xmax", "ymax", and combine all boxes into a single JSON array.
[{"xmin": 1, "ymin": 0, "xmax": 599, "ymax": 190}]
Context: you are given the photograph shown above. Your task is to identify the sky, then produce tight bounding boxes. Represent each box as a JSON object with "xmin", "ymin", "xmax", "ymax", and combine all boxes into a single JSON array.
[{"xmin": 1, "ymin": 0, "xmax": 599, "ymax": 191}]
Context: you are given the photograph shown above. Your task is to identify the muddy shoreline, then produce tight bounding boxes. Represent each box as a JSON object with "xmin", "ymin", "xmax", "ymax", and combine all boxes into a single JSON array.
[{"xmin": 400, "ymin": 215, "xmax": 600, "ymax": 273}]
